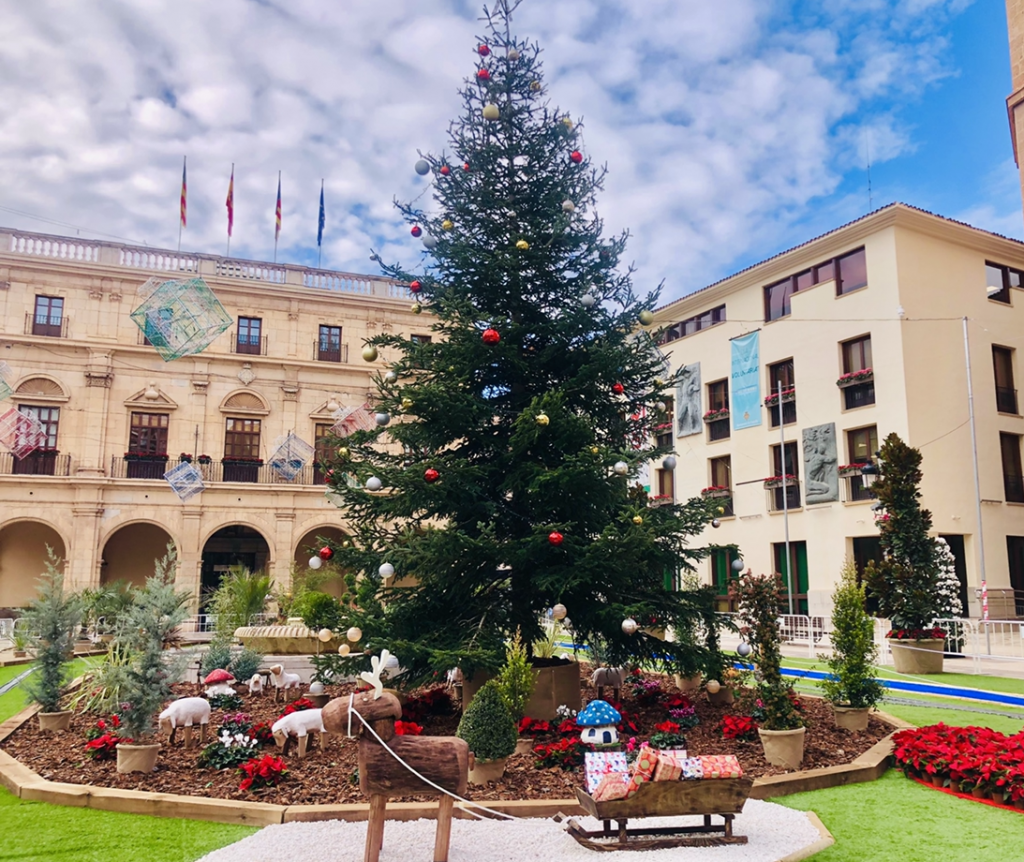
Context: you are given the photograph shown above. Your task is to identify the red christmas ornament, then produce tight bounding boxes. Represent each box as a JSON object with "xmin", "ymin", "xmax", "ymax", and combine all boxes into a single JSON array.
[
  {"xmin": 476, "ymin": 69, "xmax": 491, "ymax": 82},
  {"xmin": 612, "ymin": 382, "xmax": 625, "ymax": 395},
  {"xmin": 440, "ymin": 165, "xmax": 451, "ymax": 176},
  {"xmin": 570, "ymin": 151, "xmax": 583, "ymax": 164},
  {"xmin": 548, "ymin": 531, "xmax": 564, "ymax": 546},
  {"xmin": 478, "ymin": 44, "xmax": 490, "ymax": 56},
  {"xmin": 424, "ymin": 468, "xmax": 440, "ymax": 483},
  {"xmin": 319, "ymin": 546, "xmax": 333, "ymax": 561},
  {"xmin": 410, "ymin": 280, "xmax": 423, "ymax": 293},
  {"xmin": 482, "ymin": 328, "xmax": 501, "ymax": 345},
  {"xmin": 411, "ymin": 225, "xmax": 422, "ymax": 237},
  {"xmin": 463, "ymin": 162, "xmax": 471, "ymax": 172}
]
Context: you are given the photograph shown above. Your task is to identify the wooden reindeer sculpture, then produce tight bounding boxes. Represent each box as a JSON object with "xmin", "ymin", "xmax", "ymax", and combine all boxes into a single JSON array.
[{"xmin": 322, "ymin": 651, "xmax": 469, "ymax": 862}]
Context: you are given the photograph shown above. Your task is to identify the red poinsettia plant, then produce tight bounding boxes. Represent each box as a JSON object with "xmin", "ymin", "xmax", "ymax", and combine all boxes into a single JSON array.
[
  {"xmin": 886, "ymin": 627, "xmax": 946, "ymax": 640},
  {"xmin": 721, "ymin": 714, "xmax": 759, "ymax": 741},
  {"xmin": 533, "ymin": 737, "xmax": 587, "ymax": 770},
  {"xmin": 238, "ymin": 754, "xmax": 288, "ymax": 792},
  {"xmin": 278, "ymin": 697, "xmax": 316, "ymax": 719},
  {"xmin": 84, "ymin": 715, "xmax": 130, "ymax": 760},
  {"xmin": 518, "ymin": 716, "xmax": 552, "ymax": 737}
]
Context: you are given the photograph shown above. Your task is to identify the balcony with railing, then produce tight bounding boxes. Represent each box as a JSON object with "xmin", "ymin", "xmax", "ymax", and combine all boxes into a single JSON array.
[
  {"xmin": 0, "ymin": 451, "xmax": 71, "ymax": 476},
  {"xmin": 314, "ymin": 341, "xmax": 349, "ymax": 363},
  {"xmin": 230, "ymin": 331, "xmax": 268, "ymax": 356},
  {"xmin": 110, "ymin": 456, "xmax": 328, "ymax": 486},
  {"xmin": 765, "ymin": 388, "xmax": 797, "ymax": 427},
  {"xmin": 110, "ymin": 455, "xmax": 170, "ymax": 479},
  {"xmin": 25, "ymin": 312, "xmax": 69, "ymax": 338},
  {"xmin": 765, "ymin": 477, "xmax": 801, "ymax": 512},
  {"xmin": 997, "ymin": 386, "xmax": 1019, "ymax": 415}
]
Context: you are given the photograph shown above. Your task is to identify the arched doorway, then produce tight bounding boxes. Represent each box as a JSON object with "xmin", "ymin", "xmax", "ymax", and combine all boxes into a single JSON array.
[
  {"xmin": 0, "ymin": 520, "xmax": 67, "ymax": 609},
  {"xmin": 201, "ymin": 525, "xmax": 271, "ymax": 606},
  {"xmin": 101, "ymin": 523, "xmax": 176, "ymax": 590},
  {"xmin": 293, "ymin": 526, "xmax": 349, "ymax": 599}
]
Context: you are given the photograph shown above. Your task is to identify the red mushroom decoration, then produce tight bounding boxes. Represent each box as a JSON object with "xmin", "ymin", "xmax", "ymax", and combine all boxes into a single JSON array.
[
  {"xmin": 319, "ymin": 546, "xmax": 334, "ymax": 560},
  {"xmin": 548, "ymin": 531, "xmax": 564, "ymax": 546},
  {"xmin": 482, "ymin": 327, "xmax": 501, "ymax": 345},
  {"xmin": 204, "ymin": 668, "xmax": 236, "ymax": 685}
]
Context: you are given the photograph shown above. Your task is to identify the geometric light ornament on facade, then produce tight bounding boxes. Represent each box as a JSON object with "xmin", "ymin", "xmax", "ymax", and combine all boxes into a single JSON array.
[
  {"xmin": 129, "ymin": 276, "xmax": 233, "ymax": 361},
  {"xmin": 330, "ymin": 402, "xmax": 377, "ymax": 437},
  {"xmin": 267, "ymin": 432, "xmax": 316, "ymax": 481},
  {"xmin": 0, "ymin": 361, "xmax": 11, "ymax": 402},
  {"xmin": 0, "ymin": 406, "xmax": 47, "ymax": 458},
  {"xmin": 163, "ymin": 461, "xmax": 205, "ymax": 502}
]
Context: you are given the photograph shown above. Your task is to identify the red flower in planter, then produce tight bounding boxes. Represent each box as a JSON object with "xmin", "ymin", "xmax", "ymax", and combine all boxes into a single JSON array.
[
  {"xmin": 654, "ymin": 720, "xmax": 681, "ymax": 734},
  {"xmin": 394, "ymin": 721, "xmax": 423, "ymax": 736},
  {"xmin": 721, "ymin": 715, "xmax": 758, "ymax": 740},
  {"xmin": 239, "ymin": 754, "xmax": 287, "ymax": 792},
  {"xmin": 518, "ymin": 717, "xmax": 552, "ymax": 737}
]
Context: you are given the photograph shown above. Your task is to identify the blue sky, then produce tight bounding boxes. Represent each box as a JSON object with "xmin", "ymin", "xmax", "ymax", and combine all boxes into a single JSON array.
[{"xmin": 0, "ymin": 0, "xmax": 1017, "ymax": 303}]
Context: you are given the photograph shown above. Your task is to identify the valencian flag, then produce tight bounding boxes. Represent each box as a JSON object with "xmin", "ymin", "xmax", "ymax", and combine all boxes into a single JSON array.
[
  {"xmin": 226, "ymin": 164, "xmax": 235, "ymax": 237},
  {"xmin": 317, "ymin": 180, "xmax": 325, "ymax": 248},
  {"xmin": 275, "ymin": 172, "xmax": 282, "ymax": 241},
  {"xmin": 179, "ymin": 157, "xmax": 187, "ymax": 228}
]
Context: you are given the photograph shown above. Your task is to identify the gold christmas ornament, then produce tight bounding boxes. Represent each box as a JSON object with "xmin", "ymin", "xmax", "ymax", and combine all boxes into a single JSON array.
[
  {"xmin": 562, "ymin": 117, "xmax": 574, "ymax": 129},
  {"xmin": 482, "ymin": 103, "xmax": 500, "ymax": 120},
  {"xmin": 441, "ymin": 219, "xmax": 454, "ymax": 231},
  {"xmin": 412, "ymin": 303, "xmax": 422, "ymax": 314},
  {"xmin": 535, "ymin": 413, "xmax": 550, "ymax": 426},
  {"xmin": 654, "ymin": 378, "xmax": 665, "ymax": 387},
  {"xmin": 590, "ymin": 445, "xmax": 600, "ymax": 454},
  {"xmin": 638, "ymin": 310, "xmax": 655, "ymax": 326},
  {"xmin": 706, "ymin": 679, "xmax": 721, "ymax": 694},
  {"xmin": 338, "ymin": 643, "xmax": 351, "ymax": 656},
  {"xmin": 318, "ymin": 628, "xmax": 334, "ymax": 643},
  {"xmin": 507, "ymin": 48, "xmax": 520, "ymax": 60},
  {"xmin": 401, "ymin": 397, "xmax": 413, "ymax": 410},
  {"xmin": 718, "ymin": 506, "xmax": 726, "ymax": 514},
  {"xmin": 530, "ymin": 80, "xmax": 541, "ymax": 91},
  {"xmin": 337, "ymin": 446, "xmax": 350, "ymax": 459},
  {"xmin": 516, "ymin": 239, "xmax": 530, "ymax": 250},
  {"xmin": 632, "ymin": 515, "xmax": 643, "ymax": 525},
  {"xmin": 362, "ymin": 345, "xmax": 378, "ymax": 362}
]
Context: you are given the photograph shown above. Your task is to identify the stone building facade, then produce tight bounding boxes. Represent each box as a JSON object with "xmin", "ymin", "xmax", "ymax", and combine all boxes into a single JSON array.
[{"xmin": 0, "ymin": 229, "xmax": 424, "ymax": 609}]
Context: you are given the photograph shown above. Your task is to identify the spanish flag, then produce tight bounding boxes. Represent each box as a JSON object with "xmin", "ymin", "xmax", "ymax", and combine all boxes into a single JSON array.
[
  {"xmin": 226, "ymin": 164, "xmax": 235, "ymax": 237},
  {"xmin": 179, "ymin": 157, "xmax": 187, "ymax": 228}
]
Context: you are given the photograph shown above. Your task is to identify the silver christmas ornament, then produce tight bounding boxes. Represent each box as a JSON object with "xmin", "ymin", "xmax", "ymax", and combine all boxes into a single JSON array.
[
  {"xmin": 737, "ymin": 641, "xmax": 753, "ymax": 658},
  {"xmin": 379, "ymin": 562, "xmax": 395, "ymax": 578},
  {"xmin": 621, "ymin": 617, "xmax": 638, "ymax": 635},
  {"xmin": 732, "ymin": 558, "xmax": 745, "ymax": 572},
  {"xmin": 711, "ymin": 519, "xmax": 721, "ymax": 528},
  {"xmin": 375, "ymin": 412, "xmax": 391, "ymax": 426},
  {"xmin": 613, "ymin": 461, "xmax": 628, "ymax": 475},
  {"xmin": 662, "ymin": 455, "xmax": 677, "ymax": 470},
  {"xmin": 365, "ymin": 476, "xmax": 383, "ymax": 492},
  {"xmin": 581, "ymin": 293, "xmax": 596, "ymax": 308},
  {"xmin": 507, "ymin": 48, "xmax": 520, "ymax": 60},
  {"xmin": 384, "ymin": 371, "xmax": 398, "ymax": 383},
  {"xmin": 655, "ymin": 401, "xmax": 666, "ymax": 412},
  {"xmin": 414, "ymin": 159, "xmax": 430, "ymax": 176},
  {"xmin": 562, "ymin": 200, "xmax": 575, "ymax": 213},
  {"xmin": 422, "ymin": 234, "xmax": 438, "ymax": 250}
]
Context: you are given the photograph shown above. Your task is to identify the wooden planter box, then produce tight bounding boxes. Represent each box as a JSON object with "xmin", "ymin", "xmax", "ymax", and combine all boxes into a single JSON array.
[
  {"xmin": 837, "ymin": 372, "xmax": 873, "ymax": 389},
  {"xmin": 703, "ymin": 412, "xmax": 730, "ymax": 424},
  {"xmin": 763, "ymin": 478, "xmax": 797, "ymax": 490},
  {"xmin": 702, "ymin": 489, "xmax": 731, "ymax": 500}
]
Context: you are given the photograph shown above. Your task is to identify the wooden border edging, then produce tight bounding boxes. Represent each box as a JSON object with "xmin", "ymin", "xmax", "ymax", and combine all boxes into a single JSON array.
[
  {"xmin": 778, "ymin": 811, "xmax": 834, "ymax": 862},
  {"xmin": 0, "ymin": 709, "xmax": 907, "ymax": 827}
]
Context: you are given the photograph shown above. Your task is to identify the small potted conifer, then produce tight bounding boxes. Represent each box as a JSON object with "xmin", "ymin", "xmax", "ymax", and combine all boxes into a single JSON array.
[
  {"xmin": 495, "ymin": 629, "xmax": 536, "ymax": 755},
  {"xmin": 820, "ymin": 560, "xmax": 885, "ymax": 731},
  {"xmin": 22, "ymin": 553, "xmax": 83, "ymax": 731},
  {"xmin": 457, "ymin": 679, "xmax": 517, "ymax": 784}
]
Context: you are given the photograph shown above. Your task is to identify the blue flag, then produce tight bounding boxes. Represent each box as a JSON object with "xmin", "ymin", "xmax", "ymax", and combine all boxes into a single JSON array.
[{"xmin": 317, "ymin": 182, "xmax": 325, "ymax": 248}]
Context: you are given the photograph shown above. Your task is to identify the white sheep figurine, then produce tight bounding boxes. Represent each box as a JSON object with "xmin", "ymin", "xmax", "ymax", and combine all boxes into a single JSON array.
[
  {"xmin": 248, "ymin": 673, "xmax": 264, "ymax": 697},
  {"xmin": 268, "ymin": 664, "xmax": 302, "ymax": 701},
  {"xmin": 272, "ymin": 707, "xmax": 326, "ymax": 758},
  {"xmin": 158, "ymin": 697, "xmax": 211, "ymax": 748}
]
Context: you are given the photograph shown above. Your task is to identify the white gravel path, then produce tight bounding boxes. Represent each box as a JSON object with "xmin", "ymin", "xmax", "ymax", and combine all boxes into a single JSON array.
[{"xmin": 196, "ymin": 799, "xmax": 823, "ymax": 862}]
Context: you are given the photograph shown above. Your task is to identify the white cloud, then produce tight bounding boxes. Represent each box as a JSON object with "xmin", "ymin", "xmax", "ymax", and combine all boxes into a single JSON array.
[{"xmin": 0, "ymin": 0, "xmax": 977, "ymax": 300}]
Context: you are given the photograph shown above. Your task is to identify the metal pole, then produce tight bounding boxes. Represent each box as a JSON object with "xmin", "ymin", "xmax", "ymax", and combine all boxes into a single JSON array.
[
  {"xmin": 963, "ymin": 316, "xmax": 991, "ymax": 654},
  {"xmin": 779, "ymin": 380, "xmax": 794, "ymax": 615}
]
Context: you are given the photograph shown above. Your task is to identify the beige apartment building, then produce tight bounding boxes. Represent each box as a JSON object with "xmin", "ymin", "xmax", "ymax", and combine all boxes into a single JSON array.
[
  {"xmin": 0, "ymin": 228, "xmax": 424, "ymax": 609},
  {"xmin": 652, "ymin": 203, "xmax": 1024, "ymax": 619}
]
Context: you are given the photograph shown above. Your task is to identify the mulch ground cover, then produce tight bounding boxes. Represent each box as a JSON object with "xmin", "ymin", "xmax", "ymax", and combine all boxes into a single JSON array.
[{"xmin": 0, "ymin": 665, "xmax": 891, "ymax": 806}]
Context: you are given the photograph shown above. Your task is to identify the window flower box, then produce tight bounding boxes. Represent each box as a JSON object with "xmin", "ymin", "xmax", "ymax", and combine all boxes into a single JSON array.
[
  {"xmin": 703, "ymin": 408, "xmax": 730, "ymax": 424},
  {"xmin": 837, "ymin": 463, "xmax": 868, "ymax": 478},
  {"xmin": 124, "ymin": 451, "xmax": 168, "ymax": 462},
  {"xmin": 836, "ymin": 368, "xmax": 873, "ymax": 389},
  {"xmin": 179, "ymin": 453, "xmax": 193, "ymax": 463},
  {"xmin": 763, "ymin": 474, "xmax": 797, "ymax": 489},
  {"xmin": 701, "ymin": 486, "xmax": 731, "ymax": 499},
  {"xmin": 197, "ymin": 455, "xmax": 212, "ymax": 465},
  {"xmin": 763, "ymin": 388, "xmax": 796, "ymax": 407}
]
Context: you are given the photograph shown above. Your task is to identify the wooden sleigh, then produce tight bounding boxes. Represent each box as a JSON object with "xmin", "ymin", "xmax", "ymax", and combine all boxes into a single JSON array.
[{"xmin": 566, "ymin": 777, "xmax": 754, "ymax": 851}]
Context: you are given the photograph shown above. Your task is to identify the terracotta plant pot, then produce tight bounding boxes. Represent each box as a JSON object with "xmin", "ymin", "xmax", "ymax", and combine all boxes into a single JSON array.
[
  {"xmin": 306, "ymin": 693, "xmax": 330, "ymax": 709},
  {"xmin": 116, "ymin": 742, "xmax": 160, "ymax": 774},
  {"xmin": 758, "ymin": 726, "xmax": 806, "ymax": 770},
  {"xmin": 706, "ymin": 687, "xmax": 734, "ymax": 706},
  {"xmin": 888, "ymin": 638, "xmax": 944, "ymax": 674},
  {"xmin": 832, "ymin": 705, "xmax": 871, "ymax": 732},
  {"xmin": 931, "ymin": 774, "xmax": 945, "ymax": 787},
  {"xmin": 515, "ymin": 738, "xmax": 534, "ymax": 756},
  {"xmin": 468, "ymin": 755, "xmax": 507, "ymax": 785},
  {"xmin": 673, "ymin": 673, "xmax": 702, "ymax": 693},
  {"xmin": 971, "ymin": 785, "xmax": 988, "ymax": 799},
  {"xmin": 37, "ymin": 710, "xmax": 72, "ymax": 732}
]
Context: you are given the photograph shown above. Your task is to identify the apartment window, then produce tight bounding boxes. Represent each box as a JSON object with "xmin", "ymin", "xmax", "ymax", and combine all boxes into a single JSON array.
[
  {"xmin": 224, "ymin": 418, "xmax": 261, "ymax": 459},
  {"xmin": 710, "ymin": 548, "xmax": 739, "ymax": 612},
  {"xmin": 763, "ymin": 247, "xmax": 866, "ymax": 321},
  {"xmin": 12, "ymin": 405, "xmax": 60, "ymax": 476},
  {"xmin": 313, "ymin": 422, "xmax": 333, "ymax": 485},
  {"xmin": 1009, "ymin": 537, "xmax": 1024, "ymax": 616},
  {"xmin": 32, "ymin": 296, "xmax": 64, "ymax": 337},
  {"xmin": 994, "ymin": 346, "xmax": 1019, "ymax": 415},
  {"xmin": 709, "ymin": 455, "xmax": 733, "ymax": 516},
  {"xmin": 768, "ymin": 359, "xmax": 796, "ymax": 427},
  {"xmin": 770, "ymin": 441, "xmax": 801, "ymax": 510},
  {"xmin": 985, "ymin": 262, "xmax": 1023, "ymax": 304},
  {"xmin": 655, "ymin": 397, "xmax": 674, "ymax": 449},
  {"xmin": 836, "ymin": 248, "xmax": 868, "ymax": 296},
  {"xmin": 772, "ymin": 541, "xmax": 809, "ymax": 614},
  {"xmin": 410, "ymin": 334, "xmax": 432, "ymax": 344},
  {"xmin": 841, "ymin": 335, "xmax": 875, "ymax": 409},
  {"xmin": 845, "ymin": 426, "xmax": 878, "ymax": 502},
  {"xmin": 852, "ymin": 536, "xmax": 881, "ymax": 614},
  {"xmin": 654, "ymin": 468, "xmax": 674, "ymax": 503},
  {"xmin": 318, "ymin": 325, "xmax": 342, "ymax": 363},
  {"xmin": 129, "ymin": 412, "xmax": 169, "ymax": 455},
  {"xmin": 1001, "ymin": 432, "xmax": 1024, "ymax": 503},
  {"xmin": 657, "ymin": 304, "xmax": 726, "ymax": 345},
  {"xmin": 706, "ymin": 379, "xmax": 730, "ymax": 441},
  {"xmin": 236, "ymin": 317, "xmax": 263, "ymax": 355}
]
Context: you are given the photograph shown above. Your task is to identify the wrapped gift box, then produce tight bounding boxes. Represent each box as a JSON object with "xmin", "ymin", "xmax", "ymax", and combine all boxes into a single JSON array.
[
  {"xmin": 625, "ymin": 745, "xmax": 659, "ymax": 798},
  {"xmin": 698, "ymin": 754, "xmax": 743, "ymax": 779},
  {"xmin": 593, "ymin": 772, "xmax": 629, "ymax": 802},
  {"xmin": 584, "ymin": 751, "xmax": 628, "ymax": 795},
  {"xmin": 681, "ymin": 757, "xmax": 704, "ymax": 780}
]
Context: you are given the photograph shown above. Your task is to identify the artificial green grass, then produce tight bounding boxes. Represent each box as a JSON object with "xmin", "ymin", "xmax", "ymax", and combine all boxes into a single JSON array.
[
  {"xmin": 0, "ymin": 784, "xmax": 255, "ymax": 862},
  {"xmin": 0, "ymin": 658, "xmax": 88, "ymax": 722},
  {"xmin": 778, "ymin": 769, "xmax": 1024, "ymax": 861}
]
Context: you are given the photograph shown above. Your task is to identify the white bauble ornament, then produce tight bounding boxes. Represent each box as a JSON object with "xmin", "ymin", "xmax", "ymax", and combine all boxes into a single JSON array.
[
  {"xmin": 737, "ymin": 641, "xmax": 753, "ymax": 658},
  {"xmin": 422, "ymin": 234, "xmax": 438, "ymax": 250},
  {"xmin": 732, "ymin": 558, "xmax": 745, "ymax": 572},
  {"xmin": 507, "ymin": 48, "xmax": 520, "ymax": 60},
  {"xmin": 338, "ymin": 643, "xmax": 351, "ymax": 656},
  {"xmin": 375, "ymin": 412, "xmax": 391, "ymax": 426},
  {"xmin": 309, "ymin": 681, "xmax": 326, "ymax": 694},
  {"xmin": 414, "ymin": 159, "xmax": 430, "ymax": 176},
  {"xmin": 561, "ymin": 200, "xmax": 575, "ymax": 213},
  {"xmin": 711, "ymin": 519, "xmax": 721, "ymax": 528},
  {"xmin": 656, "ymin": 401, "xmax": 666, "ymax": 412},
  {"xmin": 621, "ymin": 617, "xmax": 638, "ymax": 635},
  {"xmin": 384, "ymin": 371, "xmax": 398, "ymax": 383},
  {"xmin": 581, "ymin": 293, "xmax": 596, "ymax": 309},
  {"xmin": 365, "ymin": 476, "xmax": 383, "ymax": 491},
  {"xmin": 362, "ymin": 345, "xmax": 378, "ymax": 362},
  {"xmin": 379, "ymin": 562, "xmax": 395, "ymax": 578},
  {"xmin": 482, "ymin": 103, "xmax": 500, "ymax": 120},
  {"xmin": 552, "ymin": 603, "xmax": 567, "ymax": 620},
  {"xmin": 706, "ymin": 679, "xmax": 721, "ymax": 694},
  {"xmin": 308, "ymin": 556, "xmax": 322, "ymax": 570},
  {"xmin": 385, "ymin": 655, "xmax": 399, "ymax": 670},
  {"xmin": 613, "ymin": 461, "xmax": 629, "ymax": 475},
  {"xmin": 347, "ymin": 626, "xmax": 362, "ymax": 642},
  {"xmin": 638, "ymin": 310, "xmax": 655, "ymax": 326},
  {"xmin": 318, "ymin": 628, "xmax": 334, "ymax": 643},
  {"xmin": 662, "ymin": 455, "xmax": 677, "ymax": 470}
]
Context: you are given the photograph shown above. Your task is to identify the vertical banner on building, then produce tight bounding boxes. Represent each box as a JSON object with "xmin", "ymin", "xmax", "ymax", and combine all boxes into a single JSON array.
[{"xmin": 730, "ymin": 331, "xmax": 761, "ymax": 429}]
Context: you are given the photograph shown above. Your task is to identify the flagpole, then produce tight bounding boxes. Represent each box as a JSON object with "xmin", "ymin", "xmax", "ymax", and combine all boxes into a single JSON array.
[
  {"xmin": 317, "ymin": 178, "xmax": 324, "ymax": 269},
  {"xmin": 177, "ymin": 156, "xmax": 186, "ymax": 253}
]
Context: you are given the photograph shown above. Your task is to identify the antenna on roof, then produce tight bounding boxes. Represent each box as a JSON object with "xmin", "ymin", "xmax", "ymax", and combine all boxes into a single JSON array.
[{"xmin": 865, "ymin": 130, "xmax": 873, "ymax": 211}]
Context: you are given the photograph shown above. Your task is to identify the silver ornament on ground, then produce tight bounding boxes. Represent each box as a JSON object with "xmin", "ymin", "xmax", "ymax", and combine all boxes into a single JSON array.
[{"xmin": 414, "ymin": 159, "xmax": 430, "ymax": 176}]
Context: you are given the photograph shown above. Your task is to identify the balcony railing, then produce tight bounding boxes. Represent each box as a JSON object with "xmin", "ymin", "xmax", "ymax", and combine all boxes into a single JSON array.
[
  {"xmin": 25, "ymin": 313, "xmax": 69, "ymax": 338},
  {"xmin": 230, "ymin": 332, "xmax": 268, "ymax": 356},
  {"xmin": 997, "ymin": 386, "xmax": 1019, "ymax": 415},
  {"xmin": 1005, "ymin": 473, "xmax": 1024, "ymax": 504},
  {"xmin": 110, "ymin": 455, "xmax": 170, "ymax": 479},
  {"xmin": 767, "ymin": 398, "xmax": 797, "ymax": 427},
  {"xmin": 843, "ymin": 381, "xmax": 875, "ymax": 410},
  {"xmin": 843, "ymin": 474, "xmax": 874, "ymax": 502},
  {"xmin": 314, "ymin": 341, "xmax": 349, "ymax": 363},
  {"xmin": 0, "ymin": 451, "xmax": 71, "ymax": 476},
  {"xmin": 109, "ymin": 456, "xmax": 328, "ymax": 486},
  {"xmin": 707, "ymin": 417, "xmax": 730, "ymax": 441}
]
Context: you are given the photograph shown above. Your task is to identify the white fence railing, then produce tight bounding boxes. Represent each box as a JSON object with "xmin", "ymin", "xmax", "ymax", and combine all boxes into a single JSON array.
[{"xmin": 179, "ymin": 614, "xmax": 218, "ymax": 634}]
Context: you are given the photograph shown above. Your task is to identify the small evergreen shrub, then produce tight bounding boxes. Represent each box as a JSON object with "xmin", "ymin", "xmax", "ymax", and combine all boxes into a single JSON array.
[
  {"xmin": 201, "ymin": 640, "xmax": 233, "ymax": 676},
  {"xmin": 457, "ymin": 680, "xmax": 517, "ymax": 762},
  {"xmin": 495, "ymin": 629, "xmax": 534, "ymax": 722},
  {"xmin": 293, "ymin": 591, "xmax": 343, "ymax": 631},
  {"xmin": 230, "ymin": 647, "xmax": 263, "ymax": 682}
]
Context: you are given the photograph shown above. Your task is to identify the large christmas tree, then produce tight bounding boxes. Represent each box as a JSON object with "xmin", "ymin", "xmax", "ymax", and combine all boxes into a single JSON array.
[{"xmin": 322, "ymin": 2, "xmax": 718, "ymax": 684}]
